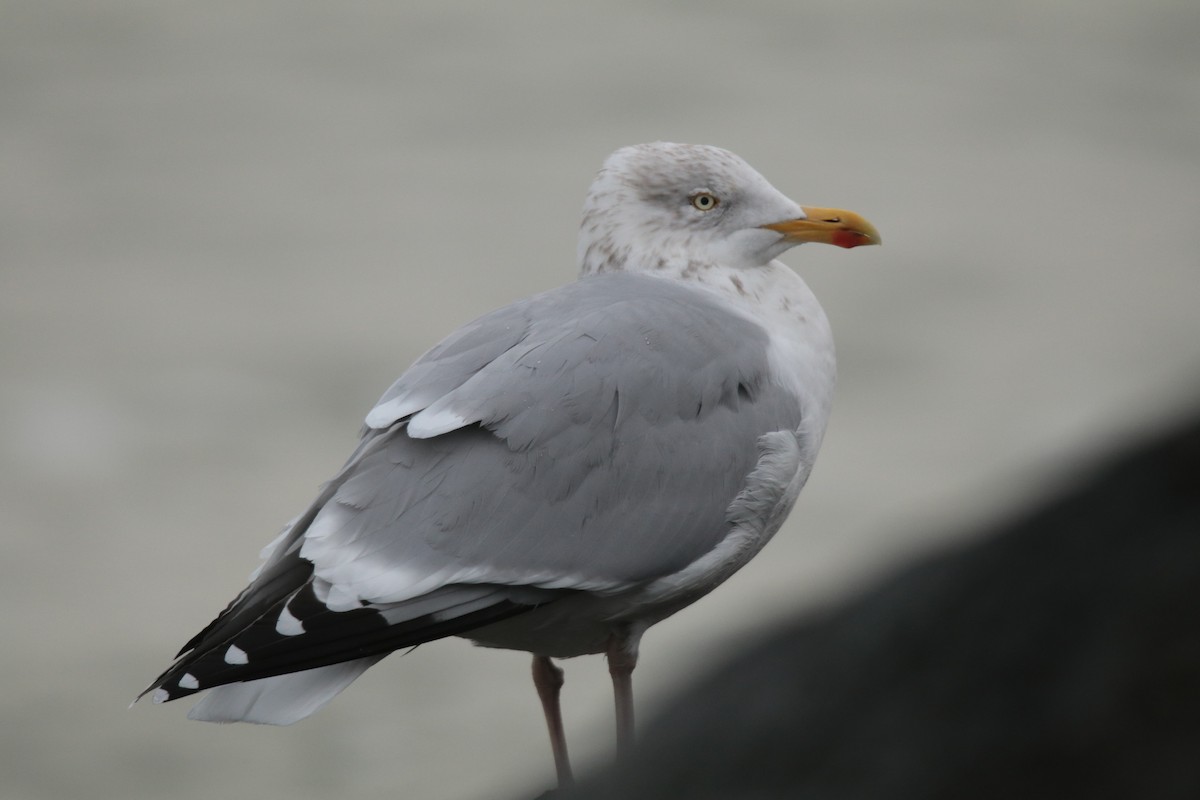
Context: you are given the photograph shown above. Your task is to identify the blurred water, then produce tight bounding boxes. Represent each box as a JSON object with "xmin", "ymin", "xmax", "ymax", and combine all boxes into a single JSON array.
[{"xmin": 2, "ymin": 2, "xmax": 1198, "ymax": 798}]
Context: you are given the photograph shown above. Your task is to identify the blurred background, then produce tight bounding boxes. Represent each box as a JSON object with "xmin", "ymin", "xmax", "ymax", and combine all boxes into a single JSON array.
[{"xmin": 2, "ymin": 2, "xmax": 1197, "ymax": 798}]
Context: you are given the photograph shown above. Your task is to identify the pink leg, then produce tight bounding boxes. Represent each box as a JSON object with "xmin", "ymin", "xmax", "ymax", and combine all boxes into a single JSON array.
[
  {"xmin": 531, "ymin": 655, "xmax": 574, "ymax": 788},
  {"xmin": 606, "ymin": 632, "xmax": 639, "ymax": 756}
]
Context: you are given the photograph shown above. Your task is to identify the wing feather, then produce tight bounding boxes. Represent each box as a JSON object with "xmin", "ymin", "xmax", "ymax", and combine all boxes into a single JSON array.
[
  {"xmin": 144, "ymin": 272, "xmax": 806, "ymax": 712},
  {"xmin": 304, "ymin": 273, "xmax": 803, "ymax": 602}
]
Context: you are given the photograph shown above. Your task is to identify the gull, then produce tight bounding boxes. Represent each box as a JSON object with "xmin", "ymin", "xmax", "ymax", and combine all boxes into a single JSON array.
[{"xmin": 139, "ymin": 142, "xmax": 879, "ymax": 788}]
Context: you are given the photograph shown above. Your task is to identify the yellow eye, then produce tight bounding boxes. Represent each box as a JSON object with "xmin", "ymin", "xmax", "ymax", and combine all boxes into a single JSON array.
[{"xmin": 690, "ymin": 192, "xmax": 719, "ymax": 212}]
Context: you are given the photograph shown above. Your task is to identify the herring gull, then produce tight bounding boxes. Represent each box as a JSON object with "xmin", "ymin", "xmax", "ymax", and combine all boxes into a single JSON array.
[{"xmin": 138, "ymin": 142, "xmax": 880, "ymax": 788}]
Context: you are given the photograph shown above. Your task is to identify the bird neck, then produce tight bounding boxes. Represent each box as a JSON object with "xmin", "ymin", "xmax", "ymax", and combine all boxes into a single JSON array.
[{"xmin": 658, "ymin": 260, "xmax": 837, "ymax": 431}]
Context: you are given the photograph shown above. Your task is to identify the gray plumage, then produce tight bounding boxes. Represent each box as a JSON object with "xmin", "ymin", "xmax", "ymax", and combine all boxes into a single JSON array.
[
  {"xmin": 140, "ymin": 143, "xmax": 878, "ymax": 777},
  {"xmin": 327, "ymin": 273, "xmax": 800, "ymax": 596}
]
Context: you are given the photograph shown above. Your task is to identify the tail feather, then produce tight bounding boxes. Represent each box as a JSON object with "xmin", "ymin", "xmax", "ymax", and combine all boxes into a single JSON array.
[{"xmin": 184, "ymin": 656, "xmax": 385, "ymax": 725}]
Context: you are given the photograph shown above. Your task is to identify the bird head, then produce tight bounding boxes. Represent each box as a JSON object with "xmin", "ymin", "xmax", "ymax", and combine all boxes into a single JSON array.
[{"xmin": 578, "ymin": 142, "xmax": 879, "ymax": 277}]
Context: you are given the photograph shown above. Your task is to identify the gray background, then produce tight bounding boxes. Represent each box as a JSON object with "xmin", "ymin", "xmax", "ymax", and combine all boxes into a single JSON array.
[{"xmin": 3, "ymin": 2, "xmax": 1198, "ymax": 798}]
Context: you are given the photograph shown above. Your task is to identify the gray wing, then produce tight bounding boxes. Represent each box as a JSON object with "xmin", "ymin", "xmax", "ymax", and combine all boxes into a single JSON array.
[
  {"xmin": 145, "ymin": 272, "xmax": 804, "ymax": 704},
  {"xmin": 303, "ymin": 272, "xmax": 804, "ymax": 603}
]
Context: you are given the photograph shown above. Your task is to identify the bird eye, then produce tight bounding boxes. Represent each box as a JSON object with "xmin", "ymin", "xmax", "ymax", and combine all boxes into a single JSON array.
[{"xmin": 690, "ymin": 192, "xmax": 719, "ymax": 212}]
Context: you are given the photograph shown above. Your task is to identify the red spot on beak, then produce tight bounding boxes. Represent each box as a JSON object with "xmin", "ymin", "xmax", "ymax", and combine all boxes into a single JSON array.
[{"xmin": 830, "ymin": 230, "xmax": 873, "ymax": 249}]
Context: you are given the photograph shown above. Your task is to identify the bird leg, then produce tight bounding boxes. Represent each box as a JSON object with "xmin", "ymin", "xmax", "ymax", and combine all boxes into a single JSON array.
[
  {"xmin": 606, "ymin": 630, "xmax": 639, "ymax": 756},
  {"xmin": 531, "ymin": 655, "xmax": 574, "ymax": 788}
]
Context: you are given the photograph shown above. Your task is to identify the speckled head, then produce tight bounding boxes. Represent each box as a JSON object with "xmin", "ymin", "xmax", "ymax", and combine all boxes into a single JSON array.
[{"xmin": 577, "ymin": 142, "xmax": 879, "ymax": 277}]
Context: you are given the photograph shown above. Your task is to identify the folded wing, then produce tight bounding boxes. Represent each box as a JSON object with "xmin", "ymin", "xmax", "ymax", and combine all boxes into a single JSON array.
[{"xmin": 142, "ymin": 272, "xmax": 804, "ymax": 719}]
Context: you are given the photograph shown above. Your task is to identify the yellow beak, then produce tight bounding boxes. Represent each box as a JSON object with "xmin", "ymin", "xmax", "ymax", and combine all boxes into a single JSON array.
[{"xmin": 761, "ymin": 206, "xmax": 881, "ymax": 249}]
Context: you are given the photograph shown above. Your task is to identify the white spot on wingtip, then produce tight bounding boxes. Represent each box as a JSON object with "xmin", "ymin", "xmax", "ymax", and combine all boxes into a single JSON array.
[
  {"xmin": 178, "ymin": 673, "xmax": 199, "ymax": 690},
  {"xmin": 224, "ymin": 644, "xmax": 249, "ymax": 665},
  {"xmin": 151, "ymin": 688, "xmax": 169, "ymax": 704},
  {"xmin": 276, "ymin": 605, "xmax": 305, "ymax": 636}
]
